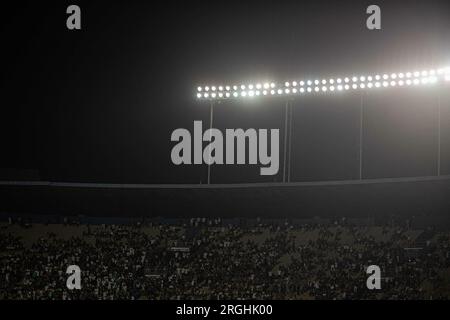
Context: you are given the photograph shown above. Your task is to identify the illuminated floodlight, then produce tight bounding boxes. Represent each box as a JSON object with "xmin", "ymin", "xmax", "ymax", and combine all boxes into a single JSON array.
[{"xmin": 196, "ymin": 65, "xmax": 450, "ymax": 100}]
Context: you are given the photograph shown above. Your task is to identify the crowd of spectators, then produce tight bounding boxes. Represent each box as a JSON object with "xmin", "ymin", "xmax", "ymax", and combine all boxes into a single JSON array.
[{"xmin": 0, "ymin": 217, "xmax": 449, "ymax": 300}]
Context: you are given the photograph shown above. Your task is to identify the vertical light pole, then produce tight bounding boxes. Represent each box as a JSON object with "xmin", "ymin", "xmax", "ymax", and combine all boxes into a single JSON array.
[
  {"xmin": 283, "ymin": 100, "xmax": 289, "ymax": 182},
  {"xmin": 287, "ymin": 101, "xmax": 293, "ymax": 182},
  {"xmin": 359, "ymin": 92, "xmax": 364, "ymax": 180},
  {"xmin": 207, "ymin": 101, "xmax": 214, "ymax": 184},
  {"xmin": 437, "ymin": 92, "xmax": 441, "ymax": 177}
]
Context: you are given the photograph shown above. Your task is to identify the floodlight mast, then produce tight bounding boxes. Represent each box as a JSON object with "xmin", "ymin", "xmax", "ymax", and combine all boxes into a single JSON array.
[{"xmin": 195, "ymin": 66, "xmax": 450, "ymax": 184}]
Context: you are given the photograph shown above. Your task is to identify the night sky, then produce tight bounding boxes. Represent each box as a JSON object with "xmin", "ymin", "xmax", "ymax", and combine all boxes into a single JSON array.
[{"xmin": 1, "ymin": 0, "xmax": 449, "ymax": 184}]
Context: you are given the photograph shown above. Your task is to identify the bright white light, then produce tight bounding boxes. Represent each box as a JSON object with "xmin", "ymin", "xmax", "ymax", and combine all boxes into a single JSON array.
[
  {"xmin": 429, "ymin": 76, "xmax": 438, "ymax": 84},
  {"xmin": 197, "ymin": 65, "xmax": 450, "ymax": 100}
]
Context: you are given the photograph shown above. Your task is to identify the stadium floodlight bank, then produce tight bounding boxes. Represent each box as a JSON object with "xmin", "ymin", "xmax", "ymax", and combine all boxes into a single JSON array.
[{"xmin": 196, "ymin": 66, "xmax": 450, "ymax": 100}]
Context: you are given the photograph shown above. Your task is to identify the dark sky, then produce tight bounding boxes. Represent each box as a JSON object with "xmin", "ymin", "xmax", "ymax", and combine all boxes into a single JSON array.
[{"xmin": 1, "ymin": 0, "xmax": 449, "ymax": 184}]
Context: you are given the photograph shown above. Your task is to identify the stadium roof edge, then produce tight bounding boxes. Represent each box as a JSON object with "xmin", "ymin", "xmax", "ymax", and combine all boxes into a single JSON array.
[{"xmin": 0, "ymin": 175, "xmax": 450, "ymax": 189}]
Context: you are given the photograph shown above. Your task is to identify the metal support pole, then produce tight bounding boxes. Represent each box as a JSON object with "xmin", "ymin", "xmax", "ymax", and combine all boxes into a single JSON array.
[
  {"xmin": 359, "ymin": 93, "xmax": 364, "ymax": 180},
  {"xmin": 287, "ymin": 103, "xmax": 293, "ymax": 182},
  {"xmin": 283, "ymin": 101, "xmax": 289, "ymax": 182},
  {"xmin": 437, "ymin": 93, "xmax": 441, "ymax": 177},
  {"xmin": 207, "ymin": 101, "xmax": 214, "ymax": 184}
]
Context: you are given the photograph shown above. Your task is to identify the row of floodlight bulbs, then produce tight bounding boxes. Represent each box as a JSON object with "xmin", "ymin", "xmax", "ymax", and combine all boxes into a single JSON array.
[{"xmin": 196, "ymin": 67, "xmax": 450, "ymax": 99}]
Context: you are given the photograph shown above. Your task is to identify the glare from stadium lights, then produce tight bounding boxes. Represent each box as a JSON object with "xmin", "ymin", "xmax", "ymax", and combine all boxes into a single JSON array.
[{"xmin": 196, "ymin": 65, "xmax": 450, "ymax": 100}]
